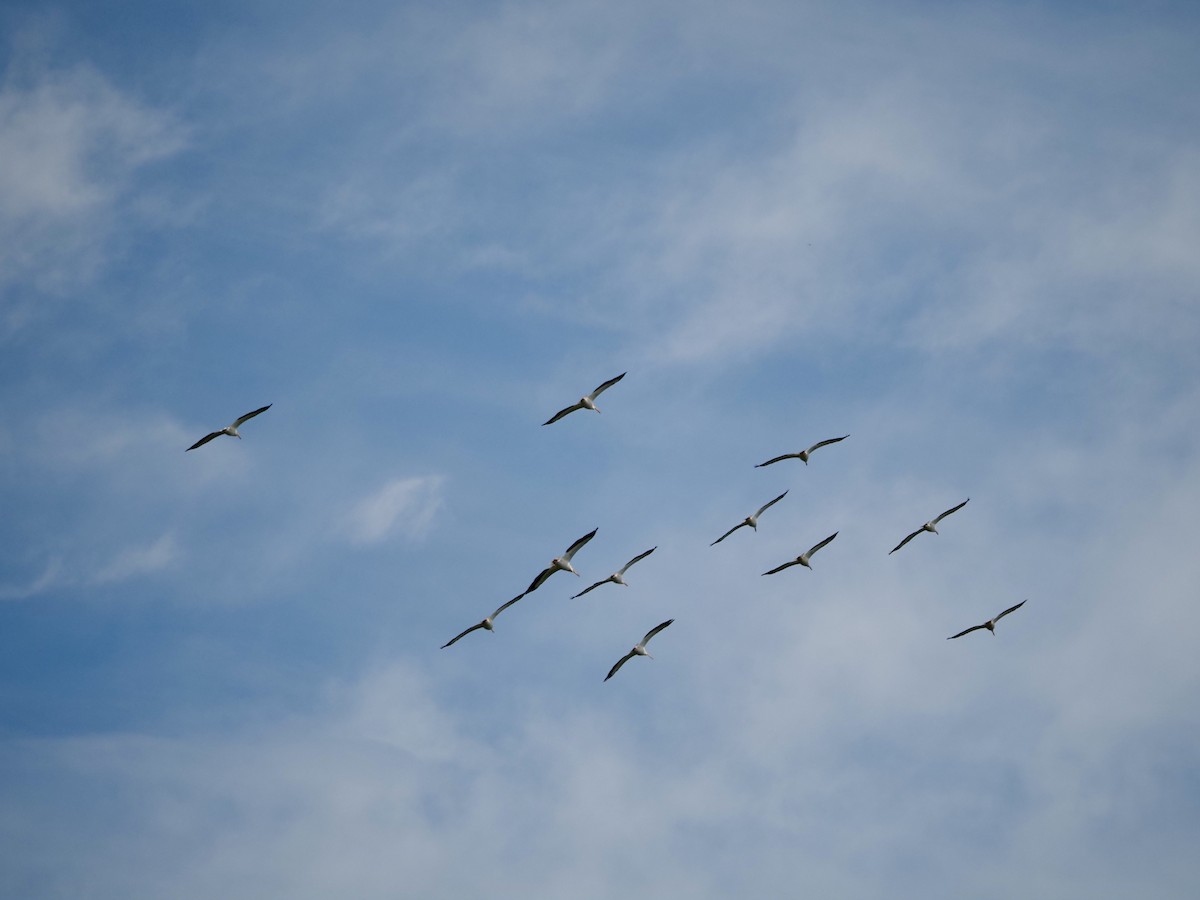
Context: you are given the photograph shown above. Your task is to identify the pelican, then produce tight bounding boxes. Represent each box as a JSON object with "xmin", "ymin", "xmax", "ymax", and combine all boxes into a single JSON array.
[
  {"xmin": 889, "ymin": 499, "xmax": 970, "ymax": 555},
  {"xmin": 572, "ymin": 546, "xmax": 656, "ymax": 598},
  {"xmin": 521, "ymin": 528, "xmax": 598, "ymax": 595},
  {"xmin": 186, "ymin": 405, "xmax": 272, "ymax": 451},
  {"xmin": 755, "ymin": 435, "xmax": 849, "ymax": 468},
  {"xmin": 947, "ymin": 600, "xmax": 1026, "ymax": 639},
  {"xmin": 711, "ymin": 491, "xmax": 789, "ymax": 546},
  {"xmin": 762, "ymin": 531, "xmax": 839, "ymax": 574},
  {"xmin": 440, "ymin": 594, "xmax": 525, "ymax": 649},
  {"xmin": 604, "ymin": 618, "xmax": 674, "ymax": 681},
  {"xmin": 543, "ymin": 373, "xmax": 626, "ymax": 425}
]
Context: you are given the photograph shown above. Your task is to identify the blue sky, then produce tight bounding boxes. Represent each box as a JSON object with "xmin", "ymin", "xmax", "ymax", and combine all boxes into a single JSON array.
[{"xmin": 1, "ymin": 1, "xmax": 1198, "ymax": 896}]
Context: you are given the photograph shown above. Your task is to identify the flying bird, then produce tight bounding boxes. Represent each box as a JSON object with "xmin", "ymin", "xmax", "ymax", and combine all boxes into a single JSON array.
[
  {"xmin": 543, "ymin": 373, "xmax": 626, "ymax": 425},
  {"xmin": 604, "ymin": 618, "xmax": 674, "ymax": 681},
  {"xmin": 521, "ymin": 528, "xmax": 598, "ymax": 595},
  {"xmin": 186, "ymin": 405, "xmax": 272, "ymax": 451},
  {"xmin": 762, "ymin": 532, "xmax": 839, "ymax": 575},
  {"xmin": 572, "ymin": 546, "xmax": 657, "ymax": 598},
  {"xmin": 440, "ymin": 594, "xmax": 526, "ymax": 649},
  {"xmin": 947, "ymin": 600, "xmax": 1026, "ymax": 639},
  {"xmin": 889, "ymin": 499, "xmax": 970, "ymax": 555},
  {"xmin": 755, "ymin": 435, "xmax": 849, "ymax": 468},
  {"xmin": 711, "ymin": 491, "xmax": 789, "ymax": 546}
]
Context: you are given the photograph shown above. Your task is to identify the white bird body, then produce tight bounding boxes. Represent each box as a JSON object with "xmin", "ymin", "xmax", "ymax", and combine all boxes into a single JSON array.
[
  {"xmin": 890, "ymin": 499, "xmax": 970, "ymax": 555},
  {"xmin": 572, "ymin": 546, "xmax": 656, "ymax": 598},
  {"xmin": 756, "ymin": 435, "xmax": 849, "ymax": 468},
  {"xmin": 543, "ymin": 373, "xmax": 626, "ymax": 426},
  {"xmin": 187, "ymin": 405, "xmax": 272, "ymax": 451},
  {"xmin": 711, "ymin": 491, "xmax": 788, "ymax": 546},
  {"xmin": 604, "ymin": 618, "xmax": 674, "ymax": 681},
  {"xmin": 948, "ymin": 600, "xmax": 1026, "ymax": 639},
  {"xmin": 762, "ymin": 531, "xmax": 839, "ymax": 574}
]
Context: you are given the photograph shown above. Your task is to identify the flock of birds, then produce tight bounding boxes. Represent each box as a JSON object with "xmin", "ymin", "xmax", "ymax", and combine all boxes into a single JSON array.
[{"xmin": 188, "ymin": 371, "xmax": 1026, "ymax": 681}]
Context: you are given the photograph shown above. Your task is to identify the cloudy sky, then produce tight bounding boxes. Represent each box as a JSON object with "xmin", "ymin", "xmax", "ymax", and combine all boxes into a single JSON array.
[{"xmin": 2, "ymin": 1, "xmax": 1198, "ymax": 896}]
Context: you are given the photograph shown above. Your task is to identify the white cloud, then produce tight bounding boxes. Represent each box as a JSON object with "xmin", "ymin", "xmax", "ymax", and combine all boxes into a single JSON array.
[
  {"xmin": 92, "ymin": 534, "xmax": 178, "ymax": 584},
  {"xmin": 342, "ymin": 476, "xmax": 445, "ymax": 545}
]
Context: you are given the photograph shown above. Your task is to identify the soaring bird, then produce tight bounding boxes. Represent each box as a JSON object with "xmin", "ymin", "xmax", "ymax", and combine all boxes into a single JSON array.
[
  {"xmin": 521, "ymin": 528, "xmax": 598, "ymax": 595},
  {"xmin": 441, "ymin": 595, "xmax": 526, "ymax": 649},
  {"xmin": 604, "ymin": 619, "xmax": 674, "ymax": 681},
  {"xmin": 762, "ymin": 532, "xmax": 839, "ymax": 575},
  {"xmin": 889, "ymin": 499, "xmax": 970, "ymax": 555},
  {"xmin": 711, "ymin": 491, "xmax": 789, "ymax": 546},
  {"xmin": 947, "ymin": 600, "xmax": 1026, "ymax": 639},
  {"xmin": 543, "ymin": 373, "xmax": 626, "ymax": 425},
  {"xmin": 572, "ymin": 546, "xmax": 657, "ymax": 598},
  {"xmin": 755, "ymin": 435, "xmax": 849, "ymax": 468},
  {"xmin": 186, "ymin": 405, "xmax": 272, "ymax": 451}
]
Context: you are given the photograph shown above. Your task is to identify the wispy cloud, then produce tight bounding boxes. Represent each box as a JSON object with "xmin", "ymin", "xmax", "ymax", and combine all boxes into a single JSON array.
[{"xmin": 341, "ymin": 476, "xmax": 445, "ymax": 545}]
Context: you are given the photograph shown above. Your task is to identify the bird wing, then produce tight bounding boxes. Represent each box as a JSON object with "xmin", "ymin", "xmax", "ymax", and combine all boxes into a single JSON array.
[
  {"xmin": 571, "ymin": 579, "xmax": 608, "ymax": 599},
  {"xmin": 562, "ymin": 528, "xmax": 599, "ymax": 562},
  {"xmin": 524, "ymin": 566, "xmax": 555, "ymax": 595},
  {"xmin": 441, "ymin": 621, "xmax": 486, "ymax": 649},
  {"xmin": 933, "ymin": 498, "xmax": 970, "ymax": 524},
  {"xmin": 762, "ymin": 559, "xmax": 799, "ymax": 576},
  {"xmin": 616, "ymin": 546, "xmax": 656, "ymax": 576},
  {"xmin": 806, "ymin": 531, "xmax": 838, "ymax": 557},
  {"xmin": 947, "ymin": 623, "xmax": 987, "ymax": 640},
  {"xmin": 889, "ymin": 528, "xmax": 923, "ymax": 555},
  {"xmin": 806, "ymin": 434, "xmax": 849, "ymax": 454},
  {"xmin": 490, "ymin": 593, "xmax": 526, "ymax": 620},
  {"xmin": 588, "ymin": 372, "xmax": 626, "ymax": 400},
  {"xmin": 710, "ymin": 522, "xmax": 746, "ymax": 546},
  {"xmin": 754, "ymin": 453, "xmax": 799, "ymax": 468},
  {"xmin": 604, "ymin": 650, "xmax": 637, "ymax": 681},
  {"xmin": 993, "ymin": 599, "xmax": 1026, "ymax": 622},
  {"xmin": 543, "ymin": 401, "xmax": 584, "ymax": 426},
  {"xmin": 186, "ymin": 431, "xmax": 224, "ymax": 451},
  {"xmin": 754, "ymin": 490, "xmax": 789, "ymax": 518},
  {"xmin": 233, "ymin": 404, "xmax": 272, "ymax": 427},
  {"xmin": 640, "ymin": 618, "xmax": 674, "ymax": 647}
]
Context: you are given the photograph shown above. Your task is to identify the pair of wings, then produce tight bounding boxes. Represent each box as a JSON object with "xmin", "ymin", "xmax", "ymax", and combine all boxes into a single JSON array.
[
  {"xmin": 889, "ymin": 499, "xmax": 970, "ymax": 554},
  {"xmin": 761, "ymin": 532, "xmax": 839, "ymax": 575},
  {"xmin": 542, "ymin": 373, "xmax": 626, "ymax": 426},
  {"xmin": 604, "ymin": 619, "xmax": 674, "ymax": 681},
  {"xmin": 572, "ymin": 546, "xmax": 657, "ymax": 598},
  {"xmin": 947, "ymin": 600, "xmax": 1026, "ymax": 639},
  {"xmin": 522, "ymin": 528, "xmax": 598, "ymax": 594},
  {"xmin": 755, "ymin": 435, "xmax": 849, "ymax": 468},
  {"xmin": 711, "ymin": 491, "xmax": 788, "ymax": 546},
  {"xmin": 186, "ymin": 404, "xmax": 272, "ymax": 451}
]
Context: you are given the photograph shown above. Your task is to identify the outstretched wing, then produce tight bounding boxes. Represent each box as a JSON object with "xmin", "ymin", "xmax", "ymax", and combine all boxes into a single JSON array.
[
  {"xmin": 947, "ymin": 623, "xmax": 987, "ymax": 640},
  {"xmin": 754, "ymin": 490, "xmax": 789, "ymax": 518},
  {"xmin": 711, "ymin": 522, "xmax": 746, "ymax": 546},
  {"xmin": 755, "ymin": 453, "xmax": 799, "ymax": 468},
  {"xmin": 933, "ymin": 498, "xmax": 970, "ymax": 524},
  {"xmin": 762, "ymin": 559, "xmax": 800, "ymax": 576},
  {"xmin": 441, "ymin": 621, "xmax": 486, "ymax": 649},
  {"xmin": 571, "ymin": 579, "xmax": 609, "ymax": 599},
  {"xmin": 186, "ymin": 431, "xmax": 224, "ymax": 452},
  {"xmin": 617, "ymin": 546, "xmax": 656, "ymax": 576},
  {"xmin": 889, "ymin": 528, "xmax": 923, "ymax": 555},
  {"xmin": 805, "ymin": 434, "xmax": 849, "ymax": 454},
  {"xmin": 588, "ymin": 372, "xmax": 626, "ymax": 400},
  {"xmin": 994, "ymin": 599, "xmax": 1026, "ymax": 623},
  {"xmin": 640, "ymin": 618, "xmax": 674, "ymax": 647},
  {"xmin": 543, "ymin": 401, "xmax": 584, "ymax": 426},
  {"xmin": 523, "ymin": 566, "xmax": 555, "ymax": 595},
  {"xmin": 604, "ymin": 650, "xmax": 637, "ymax": 682},
  {"xmin": 562, "ymin": 528, "xmax": 599, "ymax": 562},
  {"xmin": 806, "ymin": 531, "xmax": 838, "ymax": 558},
  {"xmin": 489, "ymin": 593, "xmax": 526, "ymax": 620},
  {"xmin": 233, "ymin": 404, "xmax": 272, "ymax": 427}
]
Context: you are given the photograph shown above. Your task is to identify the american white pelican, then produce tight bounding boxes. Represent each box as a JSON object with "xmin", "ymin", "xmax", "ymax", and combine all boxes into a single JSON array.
[
  {"xmin": 947, "ymin": 600, "xmax": 1026, "ymax": 639},
  {"xmin": 572, "ymin": 546, "xmax": 656, "ymax": 598},
  {"xmin": 755, "ymin": 435, "xmax": 849, "ymax": 468},
  {"xmin": 889, "ymin": 499, "xmax": 970, "ymax": 555},
  {"xmin": 761, "ymin": 532, "xmax": 839, "ymax": 574},
  {"xmin": 186, "ymin": 405, "xmax": 272, "ymax": 451},
  {"xmin": 543, "ymin": 373, "xmax": 626, "ymax": 425},
  {"xmin": 711, "ymin": 491, "xmax": 789, "ymax": 546},
  {"xmin": 440, "ymin": 594, "xmax": 525, "ymax": 649},
  {"xmin": 522, "ymin": 528, "xmax": 598, "ymax": 594},
  {"xmin": 604, "ymin": 618, "xmax": 674, "ymax": 681}
]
